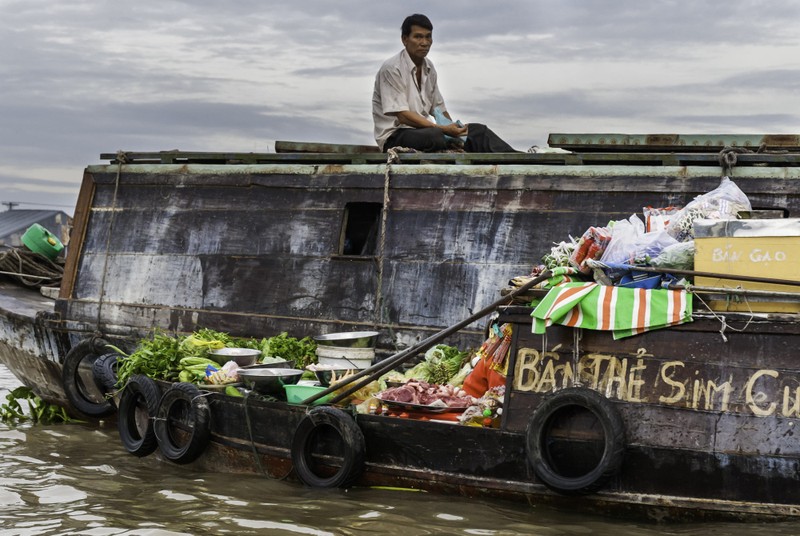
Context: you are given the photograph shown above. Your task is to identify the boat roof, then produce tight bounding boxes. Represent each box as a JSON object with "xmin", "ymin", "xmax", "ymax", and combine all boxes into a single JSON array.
[{"xmin": 99, "ymin": 134, "xmax": 800, "ymax": 167}]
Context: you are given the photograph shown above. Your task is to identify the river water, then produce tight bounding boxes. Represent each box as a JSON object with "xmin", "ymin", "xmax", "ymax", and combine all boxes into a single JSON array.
[{"xmin": 2, "ymin": 364, "xmax": 800, "ymax": 536}]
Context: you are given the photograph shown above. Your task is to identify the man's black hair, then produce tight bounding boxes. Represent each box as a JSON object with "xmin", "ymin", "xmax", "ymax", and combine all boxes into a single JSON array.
[{"xmin": 401, "ymin": 14, "xmax": 432, "ymax": 37}]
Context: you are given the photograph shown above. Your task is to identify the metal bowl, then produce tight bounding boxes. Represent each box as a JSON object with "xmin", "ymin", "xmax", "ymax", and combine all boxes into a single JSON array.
[
  {"xmin": 314, "ymin": 368, "xmax": 356, "ymax": 387},
  {"xmin": 313, "ymin": 331, "xmax": 379, "ymax": 348},
  {"xmin": 241, "ymin": 359, "xmax": 294, "ymax": 370},
  {"xmin": 385, "ymin": 380, "xmax": 407, "ymax": 389},
  {"xmin": 209, "ymin": 348, "xmax": 261, "ymax": 367},
  {"xmin": 237, "ymin": 368, "xmax": 303, "ymax": 395}
]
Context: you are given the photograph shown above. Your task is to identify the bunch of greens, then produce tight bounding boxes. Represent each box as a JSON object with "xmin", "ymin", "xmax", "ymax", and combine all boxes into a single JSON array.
[
  {"xmin": 541, "ymin": 238, "xmax": 577, "ymax": 269},
  {"xmin": 259, "ymin": 332, "xmax": 317, "ymax": 369},
  {"xmin": 179, "ymin": 328, "xmax": 229, "ymax": 357},
  {"xmin": 405, "ymin": 344, "xmax": 470, "ymax": 385},
  {"xmin": 0, "ymin": 386, "xmax": 74, "ymax": 425},
  {"xmin": 113, "ymin": 330, "xmax": 185, "ymax": 386},
  {"xmin": 113, "ymin": 328, "xmax": 318, "ymax": 386}
]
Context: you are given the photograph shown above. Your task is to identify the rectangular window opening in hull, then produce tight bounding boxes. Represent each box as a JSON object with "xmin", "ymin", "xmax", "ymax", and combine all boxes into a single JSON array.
[{"xmin": 340, "ymin": 202, "xmax": 383, "ymax": 256}]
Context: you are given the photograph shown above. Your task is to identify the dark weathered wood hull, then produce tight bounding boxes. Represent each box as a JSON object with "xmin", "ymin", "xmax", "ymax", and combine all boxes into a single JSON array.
[
  {"xmin": 55, "ymin": 150, "xmax": 800, "ymax": 351},
  {"xmin": 502, "ymin": 306, "xmax": 800, "ymax": 509},
  {"xmin": 2, "ymin": 144, "xmax": 800, "ymax": 521},
  {"xmin": 0, "ymin": 281, "xmax": 70, "ymax": 405},
  {"xmin": 164, "ymin": 377, "xmax": 800, "ymax": 522}
]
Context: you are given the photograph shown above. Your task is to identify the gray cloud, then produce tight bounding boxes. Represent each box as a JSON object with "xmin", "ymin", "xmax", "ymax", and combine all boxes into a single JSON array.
[{"xmin": 2, "ymin": 0, "xmax": 800, "ymax": 212}]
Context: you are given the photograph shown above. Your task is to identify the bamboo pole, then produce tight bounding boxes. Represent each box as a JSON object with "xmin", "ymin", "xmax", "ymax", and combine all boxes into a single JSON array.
[
  {"xmin": 670, "ymin": 284, "xmax": 800, "ymax": 300},
  {"xmin": 585, "ymin": 260, "xmax": 800, "ymax": 288}
]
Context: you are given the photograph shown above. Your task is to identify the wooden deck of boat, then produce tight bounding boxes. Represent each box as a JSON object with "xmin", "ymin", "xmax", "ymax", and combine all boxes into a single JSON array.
[
  {"xmin": 0, "ymin": 279, "xmax": 55, "ymax": 320},
  {"xmin": 98, "ymin": 133, "xmax": 800, "ymax": 167}
]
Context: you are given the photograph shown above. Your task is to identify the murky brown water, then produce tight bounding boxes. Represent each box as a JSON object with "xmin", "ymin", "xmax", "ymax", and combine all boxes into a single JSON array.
[{"xmin": 2, "ymin": 365, "xmax": 800, "ymax": 536}]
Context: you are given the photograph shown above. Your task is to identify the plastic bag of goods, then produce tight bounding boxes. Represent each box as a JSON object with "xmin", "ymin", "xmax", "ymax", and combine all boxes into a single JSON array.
[
  {"xmin": 568, "ymin": 226, "xmax": 612, "ymax": 275},
  {"xmin": 596, "ymin": 216, "xmax": 678, "ymax": 279},
  {"xmin": 666, "ymin": 177, "xmax": 751, "ymax": 242}
]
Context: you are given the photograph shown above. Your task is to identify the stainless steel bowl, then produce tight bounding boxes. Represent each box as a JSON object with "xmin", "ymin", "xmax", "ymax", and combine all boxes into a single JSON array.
[
  {"xmin": 313, "ymin": 331, "xmax": 379, "ymax": 348},
  {"xmin": 209, "ymin": 348, "xmax": 261, "ymax": 367},
  {"xmin": 314, "ymin": 368, "xmax": 356, "ymax": 387},
  {"xmin": 241, "ymin": 359, "xmax": 294, "ymax": 370},
  {"xmin": 237, "ymin": 368, "xmax": 303, "ymax": 395}
]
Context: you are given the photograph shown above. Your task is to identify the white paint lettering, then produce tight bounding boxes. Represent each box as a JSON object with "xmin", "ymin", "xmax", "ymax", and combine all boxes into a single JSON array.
[
  {"xmin": 746, "ymin": 369, "xmax": 779, "ymax": 416},
  {"xmin": 658, "ymin": 361, "xmax": 686, "ymax": 404},
  {"xmin": 783, "ymin": 386, "xmax": 800, "ymax": 417}
]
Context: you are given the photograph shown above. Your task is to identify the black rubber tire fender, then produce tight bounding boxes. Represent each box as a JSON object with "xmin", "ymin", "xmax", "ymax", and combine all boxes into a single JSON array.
[
  {"xmin": 154, "ymin": 382, "xmax": 211, "ymax": 464},
  {"xmin": 117, "ymin": 374, "xmax": 160, "ymax": 457},
  {"xmin": 92, "ymin": 353, "xmax": 120, "ymax": 393},
  {"xmin": 61, "ymin": 337, "xmax": 115, "ymax": 418},
  {"xmin": 526, "ymin": 387, "xmax": 625, "ymax": 495},
  {"xmin": 291, "ymin": 406, "xmax": 365, "ymax": 488}
]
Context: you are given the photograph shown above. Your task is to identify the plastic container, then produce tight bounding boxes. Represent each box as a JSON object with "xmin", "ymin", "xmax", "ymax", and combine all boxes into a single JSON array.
[
  {"xmin": 315, "ymin": 346, "xmax": 374, "ymax": 369},
  {"xmin": 694, "ymin": 218, "xmax": 800, "ymax": 312},
  {"xmin": 21, "ymin": 224, "xmax": 63, "ymax": 261},
  {"xmin": 618, "ymin": 272, "xmax": 662, "ymax": 289},
  {"xmin": 284, "ymin": 383, "xmax": 332, "ymax": 405}
]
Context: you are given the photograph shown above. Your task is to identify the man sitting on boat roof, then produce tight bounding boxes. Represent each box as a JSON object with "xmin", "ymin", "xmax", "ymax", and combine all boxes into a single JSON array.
[{"xmin": 372, "ymin": 14, "xmax": 518, "ymax": 153}]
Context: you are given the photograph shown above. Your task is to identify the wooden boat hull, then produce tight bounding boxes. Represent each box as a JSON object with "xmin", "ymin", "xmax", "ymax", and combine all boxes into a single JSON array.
[
  {"xmin": 3, "ymin": 141, "xmax": 800, "ymax": 520},
  {"xmin": 0, "ymin": 281, "xmax": 70, "ymax": 405},
  {"xmin": 502, "ymin": 306, "xmax": 800, "ymax": 509},
  {"xmin": 156, "ymin": 377, "xmax": 800, "ymax": 522}
]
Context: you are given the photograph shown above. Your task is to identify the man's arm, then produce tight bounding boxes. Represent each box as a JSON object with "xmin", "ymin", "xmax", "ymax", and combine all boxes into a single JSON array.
[{"xmin": 393, "ymin": 110, "xmax": 467, "ymax": 137}]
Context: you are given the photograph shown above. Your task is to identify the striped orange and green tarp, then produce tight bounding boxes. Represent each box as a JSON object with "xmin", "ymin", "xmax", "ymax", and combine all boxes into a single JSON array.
[{"xmin": 531, "ymin": 282, "xmax": 693, "ymax": 339}]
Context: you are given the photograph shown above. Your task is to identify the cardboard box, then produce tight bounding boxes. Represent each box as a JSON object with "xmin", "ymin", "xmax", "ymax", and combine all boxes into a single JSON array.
[{"xmin": 693, "ymin": 219, "xmax": 800, "ymax": 313}]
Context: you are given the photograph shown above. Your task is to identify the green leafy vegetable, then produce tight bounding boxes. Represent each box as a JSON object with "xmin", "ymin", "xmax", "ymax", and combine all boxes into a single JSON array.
[
  {"xmin": 260, "ymin": 332, "xmax": 317, "ymax": 370},
  {"xmin": 114, "ymin": 330, "xmax": 184, "ymax": 386},
  {"xmin": 405, "ymin": 344, "xmax": 470, "ymax": 385},
  {"xmin": 0, "ymin": 386, "xmax": 75, "ymax": 425},
  {"xmin": 112, "ymin": 328, "xmax": 318, "ymax": 386}
]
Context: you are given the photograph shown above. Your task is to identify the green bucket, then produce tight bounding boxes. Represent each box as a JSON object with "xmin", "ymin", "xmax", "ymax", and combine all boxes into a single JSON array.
[{"xmin": 21, "ymin": 223, "xmax": 64, "ymax": 261}]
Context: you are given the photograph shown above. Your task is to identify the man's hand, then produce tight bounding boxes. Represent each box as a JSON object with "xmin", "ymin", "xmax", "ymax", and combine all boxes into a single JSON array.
[
  {"xmin": 440, "ymin": 123, "xmax": 467, "ymax": 138},
  {"xmin": 393, "ymin": 110, "xmax": 468, "ymax": 137}
]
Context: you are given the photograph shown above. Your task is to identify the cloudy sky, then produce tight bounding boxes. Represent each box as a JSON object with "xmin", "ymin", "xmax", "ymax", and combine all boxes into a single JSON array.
[{"xmin": 1, "ymin": 0, "xmax": 799, "ymax": 214}]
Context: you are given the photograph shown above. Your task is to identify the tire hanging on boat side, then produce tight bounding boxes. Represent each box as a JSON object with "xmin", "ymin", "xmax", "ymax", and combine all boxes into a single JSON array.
[
  {"xmin": 154, "ymin": 382, "xmax": 211, "ymax": 464},
  {"xmin": 291, "ymin": 406, "xmax": 365, "ymax": 488},
  {"xmin": 61, "ymin": 336, "xmax": 116, "ymax": 418},
  {"xmin": 117, "ymin": 374, "xmax": 160, "ymax": 457},
  {"xmin": 526, "ymin": 387, "xmax": 625, "ymax": 495},
  {"xmin": 92, "ymin": 352, "xmax": 120, "ymax": 393}
]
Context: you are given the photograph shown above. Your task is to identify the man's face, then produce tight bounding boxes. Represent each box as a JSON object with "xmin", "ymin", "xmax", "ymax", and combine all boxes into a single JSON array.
[{"xmin": 402, "ymin": 25, "xmax": 432, "ymax": 64}]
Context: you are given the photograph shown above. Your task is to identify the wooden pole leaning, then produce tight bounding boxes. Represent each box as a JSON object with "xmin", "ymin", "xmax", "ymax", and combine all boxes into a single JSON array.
[{"xmin": 585, "ymin": 260, "xmax": 800, "ymax": 288}]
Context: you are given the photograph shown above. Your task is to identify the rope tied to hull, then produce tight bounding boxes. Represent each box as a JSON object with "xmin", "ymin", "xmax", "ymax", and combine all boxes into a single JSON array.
[
  {"xmin": 718, "ymin": 145, "xmax": 761, "ymax": 177},
  {"xmin": 374, "ymin": 147, "xmax": 417, "ymax": 328},
  {"xmin": 690, "ymin": 291, "xmax": 755, "ymax": 343},
  {"xmin": 243, "ymin": 390, "xmax": 292, "ymax": 480},
  {"xmin": 96, "ymin": 151, "xmax": 125, "ymax": 328},
  {"xmin": 717, "ymin": 142, "xmax": 790, "ymax": 177}
]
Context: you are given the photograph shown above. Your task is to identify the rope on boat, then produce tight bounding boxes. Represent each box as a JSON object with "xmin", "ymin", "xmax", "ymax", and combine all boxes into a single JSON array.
[
  {"xmin": 243, "ymin": 390, "xmax": 268, "ymax": 477},
  {"xmin": 96, "ymin": 150, "xmax": 126, "ymax": 328},
  {"xmin": 242, "ymin": 390, "xmax": 292, "ymax": 481},
  {"xmin": 0, "ymin": 248, "xmax": 63, "ymax": 288},
  {"xmin": 717, "ymin": 143, "xmax": 789, "ymax": 176},
  {"xmin": 718, "ymin": 146, "xmax": 755, "ymax": 177},
  {"xmin": 690, "ymin": 291, "xmax": 755, "ymax": 342},
  {"xmin": 375, "ymin": 147, "xmax": 416, "ymax": 331}
]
